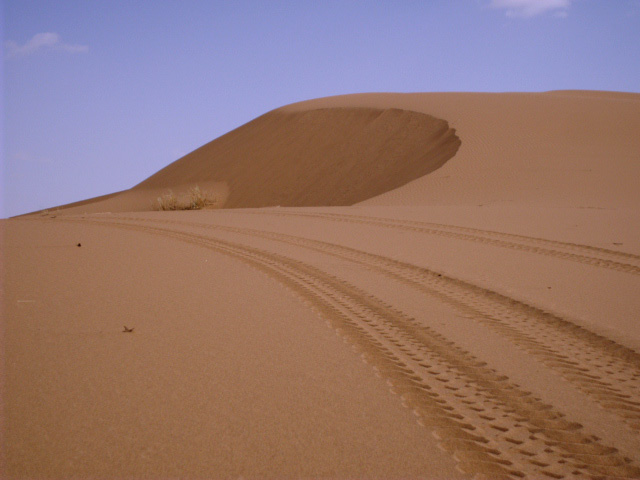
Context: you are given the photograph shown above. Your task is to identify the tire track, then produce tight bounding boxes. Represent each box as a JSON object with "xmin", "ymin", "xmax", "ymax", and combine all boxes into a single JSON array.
[
  {"xmin": 243, "ymin": 210, "xmax": 640, "ymax": 275},
  {"xmin": 62, "ymin": 217, "xmax": 640, "ymax": 479},
  {"xmin": 107, "ymin": 214, "xmax": 640, "ymax": 433}
]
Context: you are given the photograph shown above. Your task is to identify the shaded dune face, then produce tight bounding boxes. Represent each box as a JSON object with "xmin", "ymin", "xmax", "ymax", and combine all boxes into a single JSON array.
[{"xmin": 134, "ymin": 107, "xmax": 460, "ymax": 208}]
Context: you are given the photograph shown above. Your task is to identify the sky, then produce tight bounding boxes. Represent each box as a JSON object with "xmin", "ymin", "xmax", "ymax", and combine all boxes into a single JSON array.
[{"xmin": 2, "ymin": 0, "xmax": 640, "ymax": 217}]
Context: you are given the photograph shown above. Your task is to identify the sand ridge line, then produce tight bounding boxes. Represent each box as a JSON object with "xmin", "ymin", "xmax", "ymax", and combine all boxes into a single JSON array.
[
  {"xmin": 102, "ymin": 214, "xmax": 640, "ymax": 432},
  {"xmin": 243, "ymin": 210, "xmax": 640, "ymax": 275},
  {"xmin": 62, "ymin": 216, "xmax": 640, "ymax": 479}
]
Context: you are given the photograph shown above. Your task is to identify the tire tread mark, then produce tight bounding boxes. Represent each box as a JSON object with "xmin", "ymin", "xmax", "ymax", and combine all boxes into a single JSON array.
[
  {"xmin": 108, "ymin": 215, "xmax": 640, "ymax": 432},
  {"xmin": 63, "ymin": 217, "xmax": 640, "ymax": 479},
  {"xmin": 246, "ymin": 210, "xmax": 640, "ymax": 275}
]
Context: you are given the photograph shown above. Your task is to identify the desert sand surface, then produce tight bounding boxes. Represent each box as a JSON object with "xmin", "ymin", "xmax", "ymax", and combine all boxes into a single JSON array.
[{"xmin": 3, "ymin": 91, "xmax": 640, "ymax": 479}]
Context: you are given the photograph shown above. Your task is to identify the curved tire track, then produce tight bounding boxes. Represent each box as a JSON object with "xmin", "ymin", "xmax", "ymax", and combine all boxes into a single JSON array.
[
  {"xmin": 62, "ymin": 216, "xmax": 640, "ymax": 479},
  {"xmin": 109, "ymin": 214, "xmax": 640, "ymax": 433},
  {"xmin": 246, "ymin": 210, "xmax": 640, "ymax": 275}
]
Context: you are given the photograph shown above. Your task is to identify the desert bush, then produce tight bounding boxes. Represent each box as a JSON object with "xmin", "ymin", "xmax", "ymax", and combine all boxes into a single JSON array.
[
  {"xmin": 156, "ymin": 186, "xmax": 217, "ymax": 211},
  {"xmin": 156, "ymin": 190, "xmax": 179, "ymax": 210},
  {"xmin": 188, "ymin": 185, "xmax": 217, "ymax": 209}
]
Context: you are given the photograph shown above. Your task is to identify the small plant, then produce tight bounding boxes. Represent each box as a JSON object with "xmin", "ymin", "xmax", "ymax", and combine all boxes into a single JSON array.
[
  {"xmin": 188, "ymin": 185, "xmax": 217, "ymax": 209},
  {"xmin": 155, "ymin": 186, "xmax": 217, "ymax": 211},
  {"xmin": 156, "ymin": 190, "xmax": 179, "ymax": 210}
]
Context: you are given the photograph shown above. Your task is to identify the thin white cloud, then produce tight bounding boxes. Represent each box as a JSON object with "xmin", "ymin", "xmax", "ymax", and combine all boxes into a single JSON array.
[
  {"xmin": 490, "ymin": 0, "xmax": 572, "ymax": 17},
  {"xmin": 4, "ymin": 32, "xmax": 88, "ymax": 58}
]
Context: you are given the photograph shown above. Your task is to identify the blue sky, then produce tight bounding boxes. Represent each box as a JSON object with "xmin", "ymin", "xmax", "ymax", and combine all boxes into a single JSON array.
[{"xmin": 3, "ymin": 0, "xmax": 640, "ymax": 217}]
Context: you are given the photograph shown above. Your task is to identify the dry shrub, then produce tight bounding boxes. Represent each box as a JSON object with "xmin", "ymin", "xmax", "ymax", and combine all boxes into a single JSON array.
[
  {"xmin": 156, "ymin": 190, "xmax": 179, "ymax": 210},
  {"xmin": 156, "ymin": 186, "xmax": 217, "ymax": 211},
  {"xmin": 187, "ymin": 186, "xmax": 217, "ymax": 209}
]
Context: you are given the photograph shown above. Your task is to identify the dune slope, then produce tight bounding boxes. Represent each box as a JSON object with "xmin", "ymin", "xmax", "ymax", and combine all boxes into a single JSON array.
[
  {"xmin": 284, "ymin": 91, "xmax": 640, "ymax": 209},
  {"xmin": 46, "ymin": 107, "xmax": 459, "ymax": 214},
  {"xmin": 135, "ymin": 107, "xmax": 460, "ymax": 208}
]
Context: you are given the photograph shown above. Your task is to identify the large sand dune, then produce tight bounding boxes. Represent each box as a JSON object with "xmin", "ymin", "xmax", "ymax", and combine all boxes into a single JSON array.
[
  {"xmin": 4, "ymin": 91, "xmax": 640, "ymax": 478},
  {"xmin": 36, "ymin": 90, "xmax": 640, "ymax": 214},
  {"xmin": 49, "ymin": 106, "xmax": 460, "ymax": 214}
]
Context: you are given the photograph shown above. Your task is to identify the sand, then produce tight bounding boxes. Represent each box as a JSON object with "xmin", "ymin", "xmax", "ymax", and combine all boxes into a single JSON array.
[{"xmin": 3, "ymin": 91, "xmax": 640, "ymax": 479}]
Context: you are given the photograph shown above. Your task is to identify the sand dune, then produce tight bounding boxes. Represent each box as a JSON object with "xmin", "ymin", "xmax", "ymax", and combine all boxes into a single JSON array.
[
  {"xmin": 47, "ymin": 106, "xmax": 460, "ymax": 214},
  {"xmin": 4, "ymin": 91, "xmax": 640, "ymax": 478},
  {"xmin": 36, "ymin": 90, "xmax": 640, "ymax": 215}
]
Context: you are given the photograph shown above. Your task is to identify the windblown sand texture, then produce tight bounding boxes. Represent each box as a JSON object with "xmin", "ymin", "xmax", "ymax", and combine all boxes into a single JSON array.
[{"xmin": 4, "ymin": 91, "xmax": 640, "ymax": 479}]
